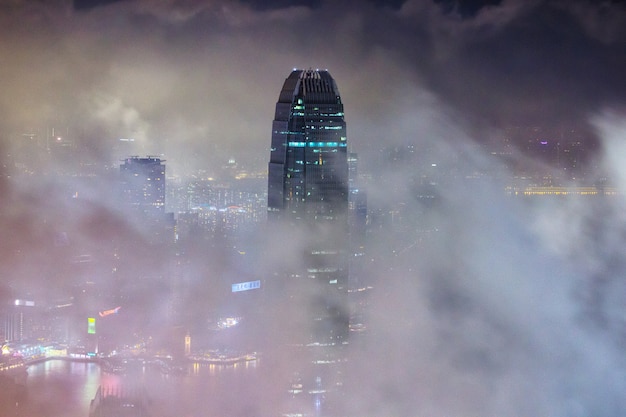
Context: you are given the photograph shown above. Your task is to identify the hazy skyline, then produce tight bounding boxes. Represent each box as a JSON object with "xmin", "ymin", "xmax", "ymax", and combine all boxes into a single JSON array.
[
  {"xmin": 2, "ymin": 1, "xmax": 626, "ymax": 416},
  {"xmin": 1, "ymin": 0, "xmax": 624, "ymax": 176}
]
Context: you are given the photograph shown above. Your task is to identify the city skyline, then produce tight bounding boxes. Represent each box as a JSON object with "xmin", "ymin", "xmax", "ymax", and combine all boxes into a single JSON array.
[
  {"xmin": 1, "ymin": 1, "xmax": 625, "ymax": 177},
  {"xmin": 1, "ymin": 1, "xmax": 626, "ymax": 416}
]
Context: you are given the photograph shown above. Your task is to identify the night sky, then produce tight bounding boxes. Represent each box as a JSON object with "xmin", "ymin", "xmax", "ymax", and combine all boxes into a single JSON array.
[{"xmin": 1, "ymin": 0, "xmax": 624, "ymax": 174}]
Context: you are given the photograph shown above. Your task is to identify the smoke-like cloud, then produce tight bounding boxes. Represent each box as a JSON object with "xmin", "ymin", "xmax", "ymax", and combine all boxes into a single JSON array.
[
  {"xmin": 343, "ymin": 109, "xmax": 626, "ymax": 417},
  {"xmin": 1, "ymin": 0, "xmax": 624, "ymax": 175},
  {"xmin": 1, "ymin": 1, "xmax": 625, "ymax": 416}
]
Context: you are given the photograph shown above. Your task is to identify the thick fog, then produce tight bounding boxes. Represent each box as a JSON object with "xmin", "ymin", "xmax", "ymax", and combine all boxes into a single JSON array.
[
  {"xmin": 1, "ymin": 0, "xmax": 626, "ymax": 416},
  {"xmin": 342, "ymin": 111, "xmax": 626, "ymax": 417}
]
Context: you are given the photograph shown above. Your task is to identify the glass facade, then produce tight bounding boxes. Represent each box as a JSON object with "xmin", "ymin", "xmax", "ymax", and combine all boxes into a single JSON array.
[
  {"xmin": 267, "ymin": 69, "xmax": 351, "ymax": 417},
  {"xmin": 268, "ymin": 69, "xmax": 349, "ymax": 224},
  {"xmin": 267, "ymin": 70, "xmax": 350, "ymax": 341}
]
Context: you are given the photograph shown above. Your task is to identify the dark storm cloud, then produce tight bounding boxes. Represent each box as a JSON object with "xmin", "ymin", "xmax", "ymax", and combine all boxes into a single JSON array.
[
  {"xmin": 380, "ymin": 0, "xmax": 626, "ymax": 132},
  {"xmin": 74, "ymin": 0, "xmax": 126, "ymax": 11},
  {"xmin": 434, "ymin": 0, "xmax": 504, "ymax": 18}
]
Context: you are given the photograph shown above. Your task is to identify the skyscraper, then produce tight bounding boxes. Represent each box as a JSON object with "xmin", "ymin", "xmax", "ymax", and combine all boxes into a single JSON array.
[
  {"xmin": 120, "ymin": 156, "xmax": 166, "ymax": 217},
  {"xmin": 266, "ymin": 69, "xmax": 350, "ymax": 417},
  {"xmin": 268, "ymin": 69, "xmax": 349, "ymax": 225},
  {"xmin": 267, "ymin": 69, "xmax": 350, "ymax": 342}
]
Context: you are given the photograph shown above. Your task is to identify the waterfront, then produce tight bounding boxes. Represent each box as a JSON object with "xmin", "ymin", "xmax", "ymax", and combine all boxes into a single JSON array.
[{"xmin": 19, "ymin": 358, "xmax": 262, "ymax": 417}]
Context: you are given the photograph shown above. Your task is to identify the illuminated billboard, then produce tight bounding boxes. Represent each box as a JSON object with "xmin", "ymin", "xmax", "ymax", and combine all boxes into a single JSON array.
[
  {"xmin": 99, "ymin": 306, "xmax": 121, "ymax": 317},
  {"xmin": 231, "ymin": 280, "xmax": 261, "ymax": 293},
  {"xmin": 87, "ymin": 317, "xmax": 96, "ymax": 334}
]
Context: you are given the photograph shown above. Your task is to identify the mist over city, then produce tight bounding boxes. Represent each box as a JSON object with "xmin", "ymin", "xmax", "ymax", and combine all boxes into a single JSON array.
[{"xmin": 1, "ymin": 0, "xmax": 626, "ymax": 416}]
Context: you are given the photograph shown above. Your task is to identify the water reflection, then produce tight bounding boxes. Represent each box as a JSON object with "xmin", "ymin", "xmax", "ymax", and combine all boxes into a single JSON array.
[
  {"xmin": 190, "ymin": 358, "xmax": 258, "ymax": 377},
  {"xmin": 23, "ymin": 360, "xmax": 101, "ymax": 417},
  {"xmin": 23, "ymin": 359, "xmax": 261, "ymax": 417}
]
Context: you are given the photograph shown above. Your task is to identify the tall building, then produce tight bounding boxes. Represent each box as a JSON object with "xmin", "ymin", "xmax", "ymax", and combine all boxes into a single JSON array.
[
  {"xmin": 2, "ymin": 299, "xmax": 35, "ymax": 342},
  {"xmin": 266, "ymin": 69, "xmax": 350, "ymax": 417},
  {"xmin": 267, "ymin": 69, "xmax": 350, "ymax": 339},
  {"xmin": 120, "ymin": 156, "xmax": 166, "ymax": 217},
  {"xmin": 268, "ymin": 69, "xmax": 349, "ymax": 224}
]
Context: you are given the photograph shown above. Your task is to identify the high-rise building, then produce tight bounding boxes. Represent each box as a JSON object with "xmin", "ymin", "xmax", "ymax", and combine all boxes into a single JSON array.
[
  {"xmin": 268, "ymin": 69, "xmax": 349, "ymax": 224},
  {"xmin": 267, "ymin": 69, "xmax": 350, "ymax": 341},
  {"xmin": 120, "ymin": 156, "xmax": 166, "ymax": 217},
  {"xmin": 119, "ymin": 155, "xmax": 175, "ymax": 250},
  {"xmin": 2, "ymin": 299, "xmax": 35, "ymax": 342},
  {"xmin": 266, "ymin": 69, "xmax": 350, "ymax": 417}
]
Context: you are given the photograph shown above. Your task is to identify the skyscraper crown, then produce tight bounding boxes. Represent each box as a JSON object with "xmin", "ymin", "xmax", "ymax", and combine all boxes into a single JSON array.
[{"xmin": 278, "ymin": 69, "xmax": 341, "ymax": 105}]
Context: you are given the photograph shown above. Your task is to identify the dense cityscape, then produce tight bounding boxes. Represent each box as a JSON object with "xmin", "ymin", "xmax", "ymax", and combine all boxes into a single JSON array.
[
  {"xmin": 2, "ymin": 0, "xmax": 626, "ymax": 416},
  {"xmin": 1, "ymin": 68, "xmax": 623, "ymax": 416}
]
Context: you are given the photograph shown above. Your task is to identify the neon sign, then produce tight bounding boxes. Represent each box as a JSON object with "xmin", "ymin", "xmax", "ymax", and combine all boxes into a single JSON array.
[
  {"xmin": 99, "ymin": 306, "xmax": 121, "ymax": 317},
  {"xmin": 232, "ymin": 280, "xmax": 261, "ymax": 293},
  {"xmin": 87, "ymin": 318, "xmax": 96, "ymax": 334}
]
